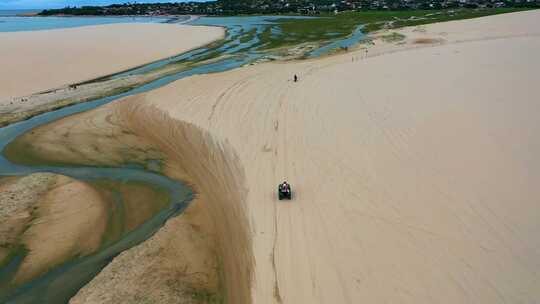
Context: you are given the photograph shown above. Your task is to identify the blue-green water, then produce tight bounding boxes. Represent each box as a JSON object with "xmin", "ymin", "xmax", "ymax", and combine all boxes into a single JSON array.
[
  {"xmin": 0, "ymin": 15, "xmax": 171, "ymax": 32},
  {"xmin": 0, "ymin": 10, "xmax": 41, "ymax": 16},
  {"xmin": 0, "ymin": 15, "xmax": 366, "ymax": 303}
]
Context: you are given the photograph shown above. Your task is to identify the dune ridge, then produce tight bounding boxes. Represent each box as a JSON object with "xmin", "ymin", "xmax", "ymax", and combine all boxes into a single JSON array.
[{"xmin": 118, "ymin": 101, "xmax": 254, "ymax": 304}]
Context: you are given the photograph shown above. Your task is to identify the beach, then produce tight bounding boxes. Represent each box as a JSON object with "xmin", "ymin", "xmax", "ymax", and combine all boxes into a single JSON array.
[
  {"xmin": 0, "ymin": 23, "xmax": 224, "ymax": 102},
  {"xmin": 2, "ymin": 9, "xmax": 540, "ymax": 304},
  {"xmin": 8, "ymin": 9, "xmax": 540, "ymax": 304}
]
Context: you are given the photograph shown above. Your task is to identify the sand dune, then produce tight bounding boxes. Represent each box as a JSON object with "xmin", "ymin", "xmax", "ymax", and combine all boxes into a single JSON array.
[
  {"xmin": 359, "ymin": 9, "xmax": 540, "ymax": 59},
  {"xmin": 136, "ymin": 10, "xmax": 540, "ymax": 303},
  {"xmin": 9, "ymin": 9, "xmax": 540, "ymax": 304},
  {"xmin": 0, "ymin": 23, "xmax": 224, "ymax": 102}
]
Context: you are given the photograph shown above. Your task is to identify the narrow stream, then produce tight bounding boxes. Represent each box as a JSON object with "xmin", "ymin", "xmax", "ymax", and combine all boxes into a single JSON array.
[{"xmin": 0, "ymin": 16, "xmax": 366, "ymax": 303}]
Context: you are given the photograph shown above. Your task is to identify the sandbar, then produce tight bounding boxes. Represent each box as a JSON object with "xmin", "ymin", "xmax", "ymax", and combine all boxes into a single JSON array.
[{"xmin": 0, "ymin": 23, "xmax": 224, "ymax": 102}]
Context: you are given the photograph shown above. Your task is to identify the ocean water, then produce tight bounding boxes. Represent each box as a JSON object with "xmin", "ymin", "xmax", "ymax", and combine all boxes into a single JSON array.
[
  {"xmin": 0, "ymin": 11, "xmax": 166, "ymax": 32},
  {"xmin": 0, "ymin": 9, "xmax": 41, "ymax": 16}
]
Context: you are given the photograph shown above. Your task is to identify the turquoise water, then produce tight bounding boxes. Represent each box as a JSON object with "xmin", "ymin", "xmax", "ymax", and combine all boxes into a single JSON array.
[
  {"xmin": 110, "ymin": 16, "xmax": 313, "ymax": 80},
  {"xmin": 0, "ymin": 15, "xmax": 166, "ymax": 32}
]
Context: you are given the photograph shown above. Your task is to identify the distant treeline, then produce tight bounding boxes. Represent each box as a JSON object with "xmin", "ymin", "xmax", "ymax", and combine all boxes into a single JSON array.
[
  {"xmin": 38, "ymin": 0, "xmax": 539, "ymax": 16},
  {"xmin": 40, "ymin": 6, "xmax": 105, "ymax": 15}
]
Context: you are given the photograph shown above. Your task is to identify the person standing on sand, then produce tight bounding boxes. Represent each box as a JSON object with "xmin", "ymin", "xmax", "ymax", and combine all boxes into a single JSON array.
[{"xmin": 294, "ymin": 74, "xmax": 298, "ymax": 82}]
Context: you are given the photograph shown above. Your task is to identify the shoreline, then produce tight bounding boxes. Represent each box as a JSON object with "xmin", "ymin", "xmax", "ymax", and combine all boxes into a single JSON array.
[
  {"xmin": 0, "ymin": 23, "xmax": 226, "ymax": 127},
  {"xmin": 19, "ymin": 14, "xmax": 200, "ymax": 18},
  {"xmin": 8, "ymin": 13, "xmax": 202, "ymax": 25}
]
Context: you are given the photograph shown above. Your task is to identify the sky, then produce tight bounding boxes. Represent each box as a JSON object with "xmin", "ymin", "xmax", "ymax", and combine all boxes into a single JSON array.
[{"xmin": 0, "ymin": 0, "xmax": 208, "ymax": 10}]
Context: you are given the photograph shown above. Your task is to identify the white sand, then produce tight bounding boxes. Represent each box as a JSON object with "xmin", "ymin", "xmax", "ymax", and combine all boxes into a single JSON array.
[
  {"xmin": 0, "ymin": 23, "xmax": 224, "ymax": 102},
  {"xmin": 131, "ymin": 9, "xmax": 540, "ymax": 303},
  {"xmin": 364, "ymin": 9, "xmax": 540, "ymax": 58}
]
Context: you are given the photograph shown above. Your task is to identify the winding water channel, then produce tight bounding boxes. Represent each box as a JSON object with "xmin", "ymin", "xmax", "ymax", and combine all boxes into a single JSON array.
[{"xmin": 0, "ymin": 16, "xmax": 365, "ymax": 303}]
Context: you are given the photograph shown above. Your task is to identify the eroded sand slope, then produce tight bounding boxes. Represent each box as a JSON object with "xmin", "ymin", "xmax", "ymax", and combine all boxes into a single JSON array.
[{"xmin": 0, "ymin": 23, "xmax": 224, "ymax": 102}]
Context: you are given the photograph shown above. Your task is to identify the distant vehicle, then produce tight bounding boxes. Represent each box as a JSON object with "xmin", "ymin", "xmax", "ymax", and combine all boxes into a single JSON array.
[{"xmin": 278, "ymin": 181, "xmax": 292, "ymax": 200}]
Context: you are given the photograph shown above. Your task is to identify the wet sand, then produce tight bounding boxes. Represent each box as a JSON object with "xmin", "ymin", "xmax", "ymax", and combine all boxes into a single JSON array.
[
  {"xmin": 12, "ymin": 174, "xmax": 108, "ymax": 284},
  {"xmin": 0, "ymin": 173, "xmax": 107, "ymax": 286},
  {"xmin": 7, "ymin": 9, "xmax": 540, "ymax": 304},
  {"xmin": 0, "ymin": 174, "xmax": 55, "ymax": 267},
  {"xmin": 0, "ymin": 171, "xmax": 178, "ymax": 303},
  {"xmin": 6, "ymin": 100, "xmax": 250, "ymax": 303}
]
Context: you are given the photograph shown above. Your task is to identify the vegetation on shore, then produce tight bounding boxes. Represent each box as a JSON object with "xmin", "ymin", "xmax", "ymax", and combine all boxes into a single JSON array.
[
  {"xmin": 37, "ymin": 0, "xmax": 539, "ymax": 16},
  {"xmin": 257, "ymin": 8, "xmax": 531, "ymax": 49},
  {"xmin": 380, "ymin": 31, "xmax": 407, "ymax": 42}
]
